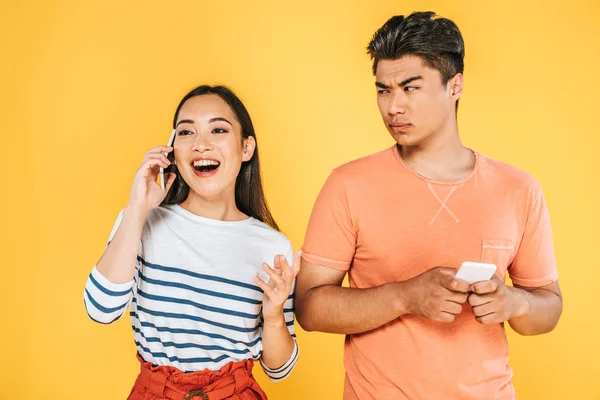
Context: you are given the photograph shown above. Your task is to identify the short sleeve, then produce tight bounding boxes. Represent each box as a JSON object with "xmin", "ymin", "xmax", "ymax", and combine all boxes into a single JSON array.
[
  {"xmin": 302, "ymin": 169, "xmax": 357, "ymax": 271},
  {"xmin": 508, "ymin": 182, "xmax": 558, "ymax": 287}
]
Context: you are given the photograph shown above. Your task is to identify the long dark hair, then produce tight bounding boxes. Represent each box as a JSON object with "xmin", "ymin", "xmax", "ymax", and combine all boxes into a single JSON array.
[{"xmin": 160, "ymin": 85, "xmax": 279, "ymax": 231}]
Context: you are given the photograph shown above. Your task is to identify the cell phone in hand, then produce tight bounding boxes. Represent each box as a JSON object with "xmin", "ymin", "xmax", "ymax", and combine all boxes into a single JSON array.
[
  {"xmin": 159, "ymin": 129, "xmax": 176, "ymax": 190},
  {"xmin": 455, "ymin": 261, "xmax": 497, "ymax": 284}
]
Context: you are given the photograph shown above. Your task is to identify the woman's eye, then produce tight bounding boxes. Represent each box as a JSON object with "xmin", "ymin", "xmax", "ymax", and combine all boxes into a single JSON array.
[
  {"xmin": 178, "ymin": 130, "xmax": 193, "ymax": 136},
  {"xmin": 212, "ymin": 128, "xmax": 227, "ymax": 134}
]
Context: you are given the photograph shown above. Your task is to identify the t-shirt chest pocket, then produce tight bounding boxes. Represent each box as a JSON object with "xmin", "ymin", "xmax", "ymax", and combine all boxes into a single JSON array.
[{"xmin": 481, "ymin": 239, "xmax": 515, "ymax": 277}]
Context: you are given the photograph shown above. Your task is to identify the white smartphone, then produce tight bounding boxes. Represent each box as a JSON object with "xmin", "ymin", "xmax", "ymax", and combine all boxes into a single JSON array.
[
  {"xmin": 455, "ymin": 261, "xmax": 497, "ymax": 284},
  {"xmin": 159, "ymin": 129, "xmax": 177, "ymax": 190}
]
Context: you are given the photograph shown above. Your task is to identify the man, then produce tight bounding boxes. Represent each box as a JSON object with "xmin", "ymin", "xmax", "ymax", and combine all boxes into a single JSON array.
[{"xmin": 296, "ymin": 11, "xmax": 562, "ymax": 399}]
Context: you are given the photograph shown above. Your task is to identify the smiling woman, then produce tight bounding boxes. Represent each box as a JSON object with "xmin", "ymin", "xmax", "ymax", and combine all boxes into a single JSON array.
[
  {"xmin": 162, "ymin": 86, "xmax": 278, "ymax": 231},
  {"xmin": 82, "ymin": 85, "xmax": 301, "ymax": 400}
]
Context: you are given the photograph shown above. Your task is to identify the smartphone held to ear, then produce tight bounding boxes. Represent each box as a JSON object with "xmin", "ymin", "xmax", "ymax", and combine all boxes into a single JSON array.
[
  {"xmin": 159, "ymin": 129, "xmax": 177, "ymax": 190},
  {"xmin": 455, "ymin": 262, "xmax": 497, "ymax": 284}
]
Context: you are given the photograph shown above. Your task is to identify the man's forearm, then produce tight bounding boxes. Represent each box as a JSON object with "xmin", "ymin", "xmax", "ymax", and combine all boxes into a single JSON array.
[
  {"xmin": 296, "ymin": 282, "xmax": 407, "ymax": 334},
  {"xmin": 508, "ymin": 285, "xmax": 562, "ymax": 335}
]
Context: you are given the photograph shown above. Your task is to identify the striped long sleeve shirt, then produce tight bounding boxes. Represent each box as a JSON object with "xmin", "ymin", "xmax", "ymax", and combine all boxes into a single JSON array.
[{"xmin": 84, "ymin": 204, "xmax": 299, "ymax": 381}]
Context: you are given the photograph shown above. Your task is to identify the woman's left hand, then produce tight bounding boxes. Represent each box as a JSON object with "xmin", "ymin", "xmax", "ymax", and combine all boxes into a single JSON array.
[{"xmin": 253, "ymin": 250, "xmax": 302, "ymax": 322}]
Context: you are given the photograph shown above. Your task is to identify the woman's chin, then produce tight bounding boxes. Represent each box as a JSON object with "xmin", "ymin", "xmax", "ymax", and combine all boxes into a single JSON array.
[{"xmin": 186, "ymin": 180, "xmax": 231, "ymax": 200}]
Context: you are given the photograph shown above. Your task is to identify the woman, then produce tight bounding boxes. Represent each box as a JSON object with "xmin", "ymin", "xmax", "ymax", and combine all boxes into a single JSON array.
[{"xmin": 84, "ymin": 85, "xmax": 300, "ymax": 400}]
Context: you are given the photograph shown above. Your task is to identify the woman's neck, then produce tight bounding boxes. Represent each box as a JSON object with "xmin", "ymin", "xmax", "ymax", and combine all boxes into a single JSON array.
[{"xmin": 180, "ymin": 192, "xmax": 248, "ymax": 221}]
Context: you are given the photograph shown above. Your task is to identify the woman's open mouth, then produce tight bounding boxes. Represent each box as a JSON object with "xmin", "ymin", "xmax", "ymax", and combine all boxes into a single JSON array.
[{"xmin": 191, "ymin": 159, "xmax": 221, "ymax": 177}]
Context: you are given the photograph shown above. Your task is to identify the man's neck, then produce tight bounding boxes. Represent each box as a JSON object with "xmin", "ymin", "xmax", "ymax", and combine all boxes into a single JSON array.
[{"xmin": 398, "ymin": 129, "xmax": 476, "ymax": 182}]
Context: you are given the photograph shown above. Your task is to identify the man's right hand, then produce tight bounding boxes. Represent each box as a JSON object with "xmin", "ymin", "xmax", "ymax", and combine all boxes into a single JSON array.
[{"xmin": 401, "ymin": 267, "xmax": 470, "ymax": 322}]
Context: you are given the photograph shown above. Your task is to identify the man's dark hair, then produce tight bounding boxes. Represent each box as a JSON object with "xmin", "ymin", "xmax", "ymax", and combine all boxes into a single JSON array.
[{"xmin": 367, "ymin": 11, "xmax": 465, "ymax": 85}]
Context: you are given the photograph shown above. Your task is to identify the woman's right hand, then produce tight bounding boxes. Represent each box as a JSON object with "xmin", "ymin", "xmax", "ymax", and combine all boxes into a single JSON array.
[{"xmin": 127, "ymin": 146, "xmax": 176, "ymax": 215}]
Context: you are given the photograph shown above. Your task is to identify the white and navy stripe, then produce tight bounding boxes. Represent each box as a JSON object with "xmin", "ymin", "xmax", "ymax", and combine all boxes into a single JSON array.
[{"xmin": 84, "ymin": 205, "xmax": 299, "ymax": 381}]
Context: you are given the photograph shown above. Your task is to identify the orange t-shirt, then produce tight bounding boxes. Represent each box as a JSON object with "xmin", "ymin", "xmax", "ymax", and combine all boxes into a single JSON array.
[{"xmin": 302, "ymin": 146, "xmax": 558, "ymax": 400}]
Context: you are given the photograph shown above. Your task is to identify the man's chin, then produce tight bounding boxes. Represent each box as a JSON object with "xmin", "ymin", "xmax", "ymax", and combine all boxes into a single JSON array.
[{"xmin": 391, "ymin": 132, "xmax": 418, "ymax": 147}]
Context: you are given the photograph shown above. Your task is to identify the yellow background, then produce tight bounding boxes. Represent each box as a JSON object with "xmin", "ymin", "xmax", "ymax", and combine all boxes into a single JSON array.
[{"xmin": 2, "ymin": 0, "xmax": 599, "ymax": 398}]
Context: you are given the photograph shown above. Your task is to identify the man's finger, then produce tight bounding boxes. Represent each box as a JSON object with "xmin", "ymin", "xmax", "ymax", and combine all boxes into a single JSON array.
[
  {"xmin": 441, "ymin": 273, "xmax": 470, "ymax": 293},
  {"xmin": 468, "ymin": 293, "xmax": 492, "ymax": 307},
  {"xmin": 471, "ymin": 278, "xmax": 499, "ymax": 294},
  {"xmin": 472, "ymin": 302, "xmax": 496, "ymax": 317}
]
